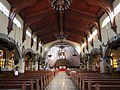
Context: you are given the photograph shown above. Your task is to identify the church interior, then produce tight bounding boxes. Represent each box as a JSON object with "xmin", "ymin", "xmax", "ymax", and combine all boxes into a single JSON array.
[{"xmin": 0, "ymin": 0, "xmax": 120, "ymax": 90}]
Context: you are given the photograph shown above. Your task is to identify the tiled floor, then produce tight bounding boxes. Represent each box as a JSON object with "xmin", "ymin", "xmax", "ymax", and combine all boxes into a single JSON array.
[{"xmin": 45, "ymin": 71, "xmax": 78, "ymax": 90}]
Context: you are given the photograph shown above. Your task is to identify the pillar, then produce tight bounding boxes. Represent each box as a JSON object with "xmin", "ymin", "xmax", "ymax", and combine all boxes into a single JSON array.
[
  {"xmin": 18, "ymin": 58, "xmax": 25, "ymax": 73},
  {"xmin": 100, "ymin": 58, "xmax": 105, "ymax": 73},
  {"xmin": 35, "ymin": 61, "xmax": 38, "ymax": 71}
]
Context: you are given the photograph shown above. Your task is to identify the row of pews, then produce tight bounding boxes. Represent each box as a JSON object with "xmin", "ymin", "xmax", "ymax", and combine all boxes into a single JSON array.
[
  {"xmin": 0, "ymin": 70, "xmax": 58, "ymax": 90},
  {"xmin": 67, "ymin": 70, "xmax": 120, "ymax": 90}
]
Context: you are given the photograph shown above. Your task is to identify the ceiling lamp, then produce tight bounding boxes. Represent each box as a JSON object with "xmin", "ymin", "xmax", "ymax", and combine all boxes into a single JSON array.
[
  {"xmin": 59, "ymin": 45, "xmax": 65, "ymax": 49},
  {"xmin": 48, "ymin": 48, "xmax": 52, "ymax": 57},
  {"xmin": 72, "ymin": 53, "xmax": 77, "ymax": 57},
  {"xmin": 72, "ymin": 49, "xmax": 77, "ymax": 57},
  {"xmin": 55, "ymin": 31, "xmax": 68, "ymax": 40},
  {"xmin": 48, "ymin": 54, "xmax": 52, "ymax": 57},
  {"xmin": 50, "ymin": 0, "xmax": 72, "ymax": 12},
  {"xmin": 55, "ymin": 10, "xmax": 68, "ymax": 40}
]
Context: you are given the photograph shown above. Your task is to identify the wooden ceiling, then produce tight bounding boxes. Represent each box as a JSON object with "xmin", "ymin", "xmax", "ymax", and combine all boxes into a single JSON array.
[{"xmin": 7, "ymin": 0, "xmax": 115, "ymax": 44}]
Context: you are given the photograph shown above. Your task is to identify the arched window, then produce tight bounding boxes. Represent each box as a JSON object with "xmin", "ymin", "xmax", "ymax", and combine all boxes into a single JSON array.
[{"xmin": 0, "ymin": 50, "xmax": 6, "ymax": 70}]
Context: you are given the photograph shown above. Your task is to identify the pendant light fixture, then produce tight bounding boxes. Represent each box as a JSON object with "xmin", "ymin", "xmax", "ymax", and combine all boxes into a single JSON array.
[
  {"xmin": 48, "ymin": 48, "xmax": 52, "ymax": 57},
  {"xmin": 72, "ymin": 48, "xmax": 77, "ymax": 57}
]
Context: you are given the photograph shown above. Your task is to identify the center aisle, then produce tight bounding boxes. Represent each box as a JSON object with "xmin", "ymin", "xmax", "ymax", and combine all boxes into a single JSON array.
[{"xmin": 45, "ymin": 71, "xmax": 78, "ymax": 90}]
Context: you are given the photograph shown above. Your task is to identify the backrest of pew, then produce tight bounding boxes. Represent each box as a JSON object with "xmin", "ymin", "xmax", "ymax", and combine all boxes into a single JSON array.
[
  {"xmin": 0, "ymin": 70, "xmax": 56, "ymax": 90},
  {"xmin": 70, "ymin": 71, "xmax": 120, "ymax": 90},
  {"xmin": 0, "ymin": 81, "xmax": 26, "ymax": 90},
  {"xmin": 93, "ymin": 83, "xmax": 120, "ymax": 90}
]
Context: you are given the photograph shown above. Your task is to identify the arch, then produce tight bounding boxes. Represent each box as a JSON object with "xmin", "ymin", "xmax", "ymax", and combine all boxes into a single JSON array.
[
  {"xmin": 23, "ymin": 49, "xmax": 36, "ymax": 71},
  {"xmin": 23, "ymin": 48, "xmax": 36, "ymax": 62},
  {"xmin": 23, "ymin": 49, "xmax": 35, "ymax": 57},
  {"xmin": 90, "ymin": 48, "xmax": 100, "ymax": 55},
  {"xmin": 0, "ymin": 33, "xmax": 20, "ymax": 59},
  {"xmin": 103, "ymin": 34, "xmax": 120, "ymax": 73},
  {"xmin": 89, "ymin": 48, "xmax": 101, "ymax": 72},
  {"xmin": 0, "ymin": 33, "xmax": 21, "ymax": 71},
  {"xmin": 43, "ymin": 41, "xmax": 80, "ymax": 68},
  {"xmin": 104, "ymin": 34, "xmax": 120, "ymax": 58},
  {"xmin": 43, "ymin": 41, "xmax": 78, "ymax": 58},
  {"xmin": 0, "ymin": 49, "xmax": 6, "ymax": 69}
]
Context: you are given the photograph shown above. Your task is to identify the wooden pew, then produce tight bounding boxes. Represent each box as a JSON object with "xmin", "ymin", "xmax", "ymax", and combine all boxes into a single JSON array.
[
  {"xmin": 85, "ymin": 78, "xmax": 120, "ymax": 90},
  {"xmin": 70, "ymin": 71, "xmax": 120, "ymax": 90},
  {"xmin": 0, "ymin": 78, "xmax": 39, "ymax": 90},
  {"xmin": 24, "ymin": 70, "xmax": 55, "ymax": 89},
  {"xmin": 0, "ymin": 81, "xmax": 26, "ymax": 90},
  {"xmin": 0, "ymin": 70, "xmax": 56, "ymax": 90},
  {"xmin": 93, "ymin": 83, "xmax": 120, "ymax": 90}
]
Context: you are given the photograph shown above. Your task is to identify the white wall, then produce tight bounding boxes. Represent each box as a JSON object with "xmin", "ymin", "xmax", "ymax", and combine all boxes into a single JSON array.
[
  {"xmin": 0, "ymin": 0, "xmax": 9, "ymax": 35},
  {"xmin": 0, "ymin": 0, "xmax": 41, "ymax": 72},
  {"xmin": 85, "ymin": 0, "xmax": 120, "ymax": 54}
]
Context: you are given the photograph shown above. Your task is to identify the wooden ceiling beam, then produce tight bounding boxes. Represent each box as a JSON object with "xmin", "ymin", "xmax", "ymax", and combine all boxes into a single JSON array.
[
  {"xmin": 33, "ymin": 25, "xmax": 57, "ymax": 36},
  {"xmin": 97, "ymin": 8, "xmax": 104, "ymax": 19},
  {"xmin": 32, "ymin": 21, "xmax": 57, "ymax": 30},
  {"xmin": 34, "ymin": 27, "xmax": 57, "ymax": 36},
  {"xmin": 42, "ymin": 37, "xmax": 56, "ymax": 44},
  {"xmin": 65, "ymin": 31, "xmax": 84, "ymax": 41},
  {"xmin": 7, "ymin": 0, "xmax": 37, "ymax": 34},
  {"xmin": 26, "ymin": 9, "xmax": 54, "ymax": 18},
  {"xmin": 65, "ymin": 27, "xmax": 87, "ymax": 37},
  {"xmin": 65, "ymin": 24, "xmax": 90, "ymax": 35},
  {"xmin": 34, "ymin": 26, "xmax": 56, "ymax": 34},
  {"xmin": 67, "ymin": 37, "xmax": 82, "ymax": 44},
  {"xmin": 25, "ymin": 12, "xmax": 56, "ymax": 26},
  {"xmin": 86, "ymin": 0, "xmax": 117, "ymax": 33},
  {"xmin": 67, "ymin": 9, "xmax": 98, "ymax": 22},
  {"xmin": 70, "ymin": 8, "xmax": 96, "ymax": 17},
  {"xmin": 65, "ymin": 20, "xmax": 90, "ymax": 29},
  {"xmin": 86, "ymin": 0, "xmax": 112, "ymax": 8},
  {"xmin": 38, "ymin": 32, "xmax": 57, "ymax": 39},
  {"xmin": 67, "ymin": 8, "xmax": 102, "ymax": 42}
]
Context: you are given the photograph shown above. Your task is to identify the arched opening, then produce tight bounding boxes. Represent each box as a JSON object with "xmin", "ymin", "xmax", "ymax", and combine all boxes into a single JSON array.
[
  {"xmin": 0, "ymin": 38, "xmax": 20, "ymax": 71},
  {"xmin": 24, "ymin": 50, "xmax": 36, "ymax": 71},
  {"xmin": 104, "ymin": 37, "xmax": 120, "ymax": 73},
  {"xmin": 0, "ymin": 50, "xmax": 6, "ymax": 70},
  {"xmin": 89, "ymin": 48, "xmax": 101, "ymax": 72},
  {"xmin": 45, "ymin": 42, "xmax": 80, "ymax": 70}
]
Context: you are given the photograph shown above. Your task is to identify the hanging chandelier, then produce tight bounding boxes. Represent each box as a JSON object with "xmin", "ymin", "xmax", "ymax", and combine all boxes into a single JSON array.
[
  {"xmin": 50, "ymin": 0, "xmax": 72, "ymax": 12},
  {"xmin": 55, "ymin": 31, "xmax": 68, "ymax": 40},
  {"xmin": 55, "ymin": 10, "xmax": 68, "ymax": 40}
]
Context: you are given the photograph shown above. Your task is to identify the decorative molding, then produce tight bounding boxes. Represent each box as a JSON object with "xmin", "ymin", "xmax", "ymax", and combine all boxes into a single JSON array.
[
  {"xmin": 90, "ymin": 21, "xmax": 102, "ymax": 42},
  {"xmin": 0, "ymin": 33, "xmax": 21, "ymax": 59},
  {"xmin": 22, "ymin": 22, "xmax": 28, "ymax": 43}
]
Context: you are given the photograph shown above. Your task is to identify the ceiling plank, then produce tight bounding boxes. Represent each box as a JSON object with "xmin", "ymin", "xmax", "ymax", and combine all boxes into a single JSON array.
[
  {"xmin": 26, "ymin": 9, "xmax": 54, "ymax": 18},
  {"xmin": 65, "ymin": 31, "xmax": 84, "ymax": 41},
  {"xmin": 26, "ymin": 12, "xmax": 56, "ymax": 26},
  {"xmin": 38, "ymin": 32, "xmax": 57, "ymax": 39},
  {"xmin": 65, "ymin": 28, "xmax": 86, "ymax": 37},
  {"xmin": 67, "ymin": 9, "xmax": 98, "ymax": 22},
  {"xmin": 70, "ymin": 8, "xmax": 96, "ymax": 17},
  {"xmin": 67, "ymin": 37, "xmax": 82, "ymax": 44},
  {"xmin": 34, "ymin": 26, "xmax": 57, "ymax": 35},
  {"xmin": 31, "ymin": 21, "xmax": 57, "ymax": 31},
  {"xmin": 65, "ymin": 22, "xmax": 90, "ymax": 33},
  {"xmin": 42, "ymin": 37, "xmax": 57, "ymax": 44}
]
